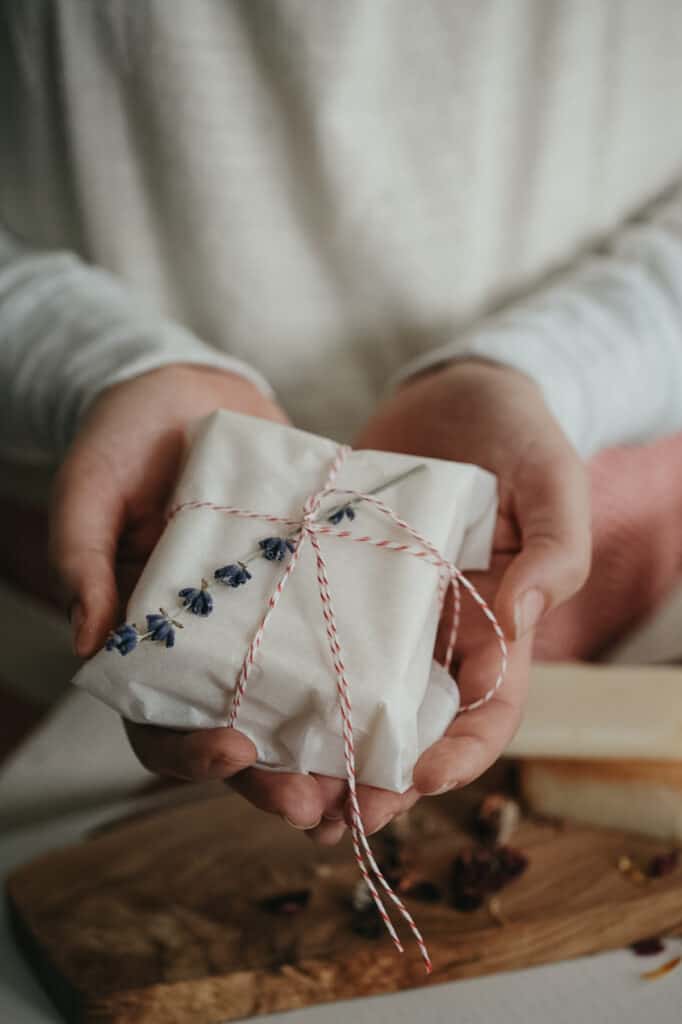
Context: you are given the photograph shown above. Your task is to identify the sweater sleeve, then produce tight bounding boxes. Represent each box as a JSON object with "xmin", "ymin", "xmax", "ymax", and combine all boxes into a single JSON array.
[
  {"xmin": 0, "ymin": 226, "xmax": 273, "ymax": 461},
  {"xmin": 390, "ymin": 183, "xmax": 682, "ymax": 458}
]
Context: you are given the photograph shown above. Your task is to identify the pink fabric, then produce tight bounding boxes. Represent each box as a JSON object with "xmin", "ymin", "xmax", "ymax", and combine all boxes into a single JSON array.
[{"xmin": 534, "ymin": 432, "xmax": 682, "ymax": 662}]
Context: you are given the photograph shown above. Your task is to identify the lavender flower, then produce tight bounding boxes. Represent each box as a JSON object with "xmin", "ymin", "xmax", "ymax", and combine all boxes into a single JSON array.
[
  {"xmin": 146, "ymin": 613, "xmax": 176, "ymax": 648},
  {"xmin": 105, "ymin": 623, "xmax": 138, "ymax": 656},
  {"xmin": 214, "ymin": 563, "xmax": 252, "ymax": 587},
  {"xmin": 178, "ymin": 586, "xmax": 213, "ymax": 616},
  {"xmin": 328, "ymin": 505, "xmax": 356, "ymax": 525},
  {"xmin": 259, "ymin": 537, "xmax": 296, "ymax": 561}
]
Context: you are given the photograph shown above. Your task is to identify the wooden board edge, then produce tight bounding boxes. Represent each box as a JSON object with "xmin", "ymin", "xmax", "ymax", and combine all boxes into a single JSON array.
[
  {"xmin": 7, "ymin": 889, "xmax": 86, "ymax": 1024},
  {"xmin": 33, "ymin": 895, "xmax": 682, "ymax": 1024}
]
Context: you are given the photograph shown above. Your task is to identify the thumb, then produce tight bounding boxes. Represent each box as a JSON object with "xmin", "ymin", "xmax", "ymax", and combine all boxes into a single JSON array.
[
  {"xmin": 495, "ymin": 451, "xmax": 592, "ymax": 640},
  {"xmin": 49, "ymin": 451, "xmax": 124, "ymax": 657}
]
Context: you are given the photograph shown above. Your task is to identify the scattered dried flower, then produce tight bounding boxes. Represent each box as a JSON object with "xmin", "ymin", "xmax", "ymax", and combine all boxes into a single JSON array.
[
  {"xmin": 402, "ymin": 881, "xmax": 442, "ymax": 903},
  {"xmin": 452, "ymin": 888, "xmax": 485, "ymax": 912},
  {"xmin": 474, "ymin": 794, "xmax": 520, "ymax": 846},
  {"xmin": 641, "ymin": 956, "xmax": 681, "ymax": 981},
  {"xmin": 350, "ymin": 907, "xmax": 383, "ymax": 939},
  {"xmin": 451, "ymin": 845, "xmax": 528, "ymax": 912},
  {"xmin": 647, "ymin": 850, "xmax": 680, "ymax": 879},
  {"xmin": 259, "ymin": 889, "xmax": 310, "ymax": 915},
  {"xmin": 631, "ymin": 937, "xmax": 665, "ymax": 957}
]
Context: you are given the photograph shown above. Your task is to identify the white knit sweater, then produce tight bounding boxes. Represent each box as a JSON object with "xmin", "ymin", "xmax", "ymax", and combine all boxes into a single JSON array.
[{"xmin": 2, "ymin": 0, "xmax": 682, "ymax": 461}]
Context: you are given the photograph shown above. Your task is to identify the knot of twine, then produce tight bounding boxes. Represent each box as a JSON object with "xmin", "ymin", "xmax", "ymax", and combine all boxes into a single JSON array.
[{"xmin": 169, "ymin": 445, "xmax": 508, "ymax": 972}]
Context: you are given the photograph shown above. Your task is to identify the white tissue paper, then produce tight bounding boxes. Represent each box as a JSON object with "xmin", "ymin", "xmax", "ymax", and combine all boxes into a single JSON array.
[{"xmin": 74, "ymin": 410, "xmax": 497, "ymax": 793}]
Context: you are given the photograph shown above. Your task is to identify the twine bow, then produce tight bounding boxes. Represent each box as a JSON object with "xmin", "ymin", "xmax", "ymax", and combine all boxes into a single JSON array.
[{"xmin": 169, "ymin": 445, "xmax": 508, "ymax": 972}]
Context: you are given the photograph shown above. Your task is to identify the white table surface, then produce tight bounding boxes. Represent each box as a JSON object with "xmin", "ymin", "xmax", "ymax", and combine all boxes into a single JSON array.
[{"xmin": 2, "ymin": 586, "xmax": 682, "ymax": 1023}]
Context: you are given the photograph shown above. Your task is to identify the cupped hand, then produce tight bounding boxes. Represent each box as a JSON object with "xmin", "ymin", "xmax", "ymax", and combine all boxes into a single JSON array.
[
  {"xmin": 52, "ymin": 364, "xmax": 354, "ymax": 829},
  {"xmin": 52, "ymin": 365, "xmax": 358, "ymax": 831},
  {"xmin": 305, "ymin": 359, "xmax": 591, "ymax": 844}
]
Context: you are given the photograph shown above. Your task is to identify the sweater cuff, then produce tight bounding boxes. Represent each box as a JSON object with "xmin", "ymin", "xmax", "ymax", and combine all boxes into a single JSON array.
[{"xmin": 388, "ymin": 323, "xmax": 594, "ymax": 456}]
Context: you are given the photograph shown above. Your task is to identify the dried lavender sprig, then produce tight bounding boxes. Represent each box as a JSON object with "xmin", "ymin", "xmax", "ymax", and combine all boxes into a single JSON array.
[
  {"xmin": 116, "ymin": 463, "xmax": 427, "ymax": 647},
  {"xmin": 236, "ymin": 463, "xmax": 427, "ymax": 568}
]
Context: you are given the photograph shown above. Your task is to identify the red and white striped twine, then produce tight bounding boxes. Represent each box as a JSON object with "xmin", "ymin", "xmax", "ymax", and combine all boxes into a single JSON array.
[{"xmin": 169, "ymin": 446, "xmax": 508, "ymax": 972}]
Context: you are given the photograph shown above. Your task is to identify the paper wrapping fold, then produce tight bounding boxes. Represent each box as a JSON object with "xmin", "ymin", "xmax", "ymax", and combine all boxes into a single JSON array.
[{"xmin": 74, "ymin": 411, "xmax": 497, "ymax": 792}]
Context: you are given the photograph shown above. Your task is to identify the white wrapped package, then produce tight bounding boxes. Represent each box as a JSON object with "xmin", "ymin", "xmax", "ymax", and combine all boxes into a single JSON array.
[{"xmin": 74, "ymin": 410, "xmax": 498, "ymax": 793}]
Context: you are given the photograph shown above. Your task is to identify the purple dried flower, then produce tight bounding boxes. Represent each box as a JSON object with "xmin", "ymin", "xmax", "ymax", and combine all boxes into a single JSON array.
[
  {"xmin": 259, "ymin": 537, "xmax": 296, "ymax": 561},
  {"xmin": 105, "ymin": 623, "xmax": 138, "ymax": 656},
  {"xmin": 328, "ymin": 505, "xmax": 356, "ymax": 525},
  {"xmin": 214, "ymin": 563, "xmax": 252, "ymax": 588},
  {"xmin": 146, "ymin": 613, "xmax": 176, "ymax": 648},
  {"xmin": 178, "ymin": 586, "xmax": 213, "ymax": 616}
]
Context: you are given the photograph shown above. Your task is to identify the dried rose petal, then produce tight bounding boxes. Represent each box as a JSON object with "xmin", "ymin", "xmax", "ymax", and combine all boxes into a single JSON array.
[
  {"xmin": 452, "ymin": 847, "xmax": 495, "ymax": 890},
  {"xmin": 350, "ymin": 907, "xmax": 383, "ymax": 939},
  {"xmin": 452, "ymin": 888, "xmax": 485, "ymax": 912},
  {"xmin": 647, "ymin": 850, "xmax": 680, "ymax": 878},
  {"xmin": 259, "ymin": 889, "xmax": 310, "ymax": 915},
  {"xmin": 497, "ymin": 846, "xmax": 529, "ymax": 882},
  {"xmin": 631, "ymin": 937, "xmax": 665, "ymax": 957},
  {"xmin": 403, "ymin": 881, "xmax": 442, "ymax": 903},
  {"xmin": 451, "ymin": 845, "xmax": 528, "ymax": 911}
]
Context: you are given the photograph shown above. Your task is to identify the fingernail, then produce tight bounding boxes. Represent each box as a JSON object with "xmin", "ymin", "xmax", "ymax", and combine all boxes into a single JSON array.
[
  {"xmin": 70, "ymin": 603, "xmax": 85, "ymax": 656},
  {"xmin": 367, "ymin": 813, "xmax": 394, "ymax": 836},
  {"xmin": 514, "ymin": 588, "xmax": 545, "ymax": 640},
  {"xmin": 283, "ymin": 815, "xmax": 322, "ymax": 831},
  {"xmin": 307, "ymin": 819, "xmax": 348, "ymax": 845},
  {"xmin": 424, "ymin": 780, "xmax": 457, "ymax": 797}
]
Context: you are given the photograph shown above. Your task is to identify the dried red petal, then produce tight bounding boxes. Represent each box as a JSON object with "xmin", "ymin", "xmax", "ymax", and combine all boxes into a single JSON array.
[
  {"xmin": 647, "ymin": 850, "xmax": 680, "ymax": 878},
  {"xmin": 631, "ymin": 937, "xmax": 665, "ymax": 957},
  {"xmin": 350, "ymin": 907, "xmax": 383, "ymax": 939},
  {"xmin": 452, "ymin": 888, "xmax": 485, "ymax": 912},
  {"xmin": 403, "ymin": 881, "xmax": 442, "ymax": 903},
  {"xmin": 259, "ymin": 889, "xmax": 310, "ymax": 914},
  {"xmin": 451, "ymin": 845, "xmax": 528, "ymax": 907}
]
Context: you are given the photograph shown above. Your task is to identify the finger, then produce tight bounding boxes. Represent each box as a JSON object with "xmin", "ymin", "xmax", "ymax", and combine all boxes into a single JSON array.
[
  {"xmin": 311, "ymin": 773, "xmax": 348, "ymax": 820},
  {"xmin": 306, "ymin": 818, "xmax": 348, "ymax": 846},
  {"xmin": 305, "ymin": 774, "xmax": 348, "ymax": 845},
  {"xmin": 413, "ymin": 631, "xmax": 532, "ymax": 795},
  {"xmin": 496, "ymin": 451, "xmax": 591, "ymax": 639},
  {"xmin": 124, "ymin": 721, "xmax": 258, "ymax": 781},
  {"xmin": 344, "ymin": 784, "xmax": 420, "ymax": 836},
  {"xmin": 229, "ymin": 768, "xmax": 324, "ymax": 830},
  {"xmin": 49, "ymin": 450, "xmax": 125, "ymax": 657}
]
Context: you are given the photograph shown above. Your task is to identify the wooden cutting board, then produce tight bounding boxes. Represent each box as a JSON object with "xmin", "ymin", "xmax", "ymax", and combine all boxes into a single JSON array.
[{"xmin": 7, "ymin": 771, "xmax": 682, "ymax": 1024}]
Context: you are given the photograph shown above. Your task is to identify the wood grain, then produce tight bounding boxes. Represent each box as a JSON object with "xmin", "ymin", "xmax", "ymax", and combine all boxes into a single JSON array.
[{"xmin": 7, "ymin": 774, "xmax": 682, "ymax": 1024}]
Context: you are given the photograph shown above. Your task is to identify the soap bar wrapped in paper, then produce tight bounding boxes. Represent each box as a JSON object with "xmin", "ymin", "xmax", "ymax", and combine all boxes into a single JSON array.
[{"xmin": 74, "ymin": 410, "xmax": 498, "ymax": 793}]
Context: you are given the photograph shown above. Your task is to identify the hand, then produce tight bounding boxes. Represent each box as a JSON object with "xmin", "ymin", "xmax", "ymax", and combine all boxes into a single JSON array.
[
  {"xmin": 52, "ymin": 364, "xmax": 356, "ymax": 830},
  {"xmin": 305, "ymin": 359, "xmax": 590, "ymax": 843},
  {"xmin": 51, "ymin": 364, "xmax": 284, "ymax": 788}
]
